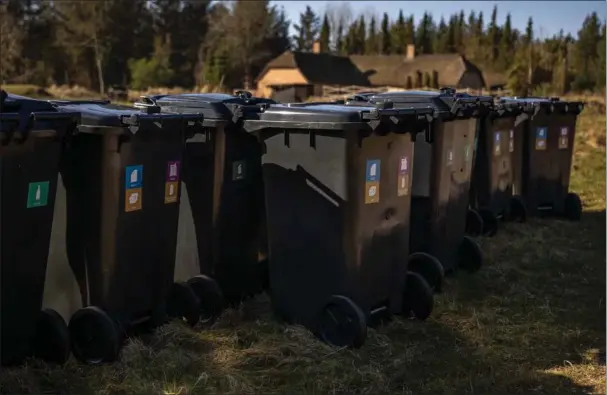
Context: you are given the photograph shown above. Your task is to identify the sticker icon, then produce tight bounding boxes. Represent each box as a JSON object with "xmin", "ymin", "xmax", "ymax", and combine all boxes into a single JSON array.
[
  {"xmin": 397, "ymin": 174, "xmax": 409, "ymax": 197},
  {"xmin": 558, "ymin": 127, "xmax": 569, "ymax": 149},
  {"xmin": 560, "ymin": 127, "xmax": 569, "ymax": 136},
  {"xmin": 494, "ymin": 131, "xmax": 502, "ymax": 156},
  {"xmin": 535, "ymin": 127, "xmax": 548, "ymax": 151},
  {"xmin": 164, "ymin": 181, "xmax": 179, "ymax": 204},
  {"xmin": 166, "ymin": 161, "xmax": 180, "ymax": 182},
  {"xmin": 26, "ymin": 181, "xmax": 50, "ymax": 208},
  {"xmin": 125, "ymin": 165, "xmax": 143, "ymax": 189},
  {"xmin": 446, "ymin": 149, "xmax": 454, "ymax": 166},
  {"xmin": 366, "ymin": 159, "xmax": 381, "ymax": 182},
  {"xmin": 233, "ymin": 160, "xmax": 246, "ymax": 181},
  {"xmin": 509, "ymin": 130, "xmax": 515, "ymax": 152},
  {"xmin": 125, "ymin": 188, "xmax": 142, "ymax": 212},
  {"xmin": 399, "ymin": 157, "xmax": 409, "ymax": 173},
  {"xmin": 365, "ymin": 181, "xmax": 380, "ymax": 204},
  {"xmin": 464, "ymin": 145, "xmax": 472, "ymax": 162}
]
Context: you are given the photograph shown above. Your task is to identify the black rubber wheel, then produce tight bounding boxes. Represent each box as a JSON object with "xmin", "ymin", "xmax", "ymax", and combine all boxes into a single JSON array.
[
  {"xmin": 509, "ymin": 195, "xmax": 527, "ymax": 222},
  {"xmin": 318, "ymin": 295, "xmax": 367, "ymax": 349},
  {"xmin": 33, "ymin": 308, "xmax": 70, "ymax": 365},
  {"xmin": 166, "ymin": 282, "xmax": 201, "ymax": 327},
  {"xmin": 187, "ymin": 275, "xmax": 225, "ymax": 325},
  {"xmin": 401, "ymin": 272, "xmax": 434, "ymax": 321},
  {"xmin": 478, "ymin": 207, "xmax": 499, "ymax": 237},
  {"xmin": 457, "ymin": 235, "xmax": 484, "ymax": 273},
  {"xmin": 407, "ymin": 252, "xmax": 445, "ymax": 292},
  {"xmin": 563, "ymin": 192, "xmax": 582, "ymax": 221},
  {"xmin": 69, "ymin": 306, "xmax": 119, "ymax": 365},
  {"xmin": 465, "ymin": 208, "xmax": 484, "ymax": 237}
]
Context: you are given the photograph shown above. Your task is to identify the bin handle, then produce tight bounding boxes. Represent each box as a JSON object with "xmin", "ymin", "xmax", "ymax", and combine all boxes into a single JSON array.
[{"xmin": 295, "ymin": 165, "xmax": 345, "ymax": 206}]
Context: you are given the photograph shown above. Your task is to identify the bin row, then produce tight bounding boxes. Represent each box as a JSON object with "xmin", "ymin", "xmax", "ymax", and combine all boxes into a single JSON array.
[{"xmin": 0, "ymin": 88, "xmax": 583, "ymax": 366}]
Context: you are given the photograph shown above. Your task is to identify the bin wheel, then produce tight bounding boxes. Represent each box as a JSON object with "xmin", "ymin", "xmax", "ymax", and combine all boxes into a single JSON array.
[
  {"xmin": 318, "ymin": 295, "xmax": 367, "ymax": 349},
  {"xmin": 187, "ymin": 275, "xmax": 225, "ymax": 324},
  {"xmin": 33, "ymin": 308, "xmax": 70, "ymax": 365},
  {"xmin": 457, "ymin": 236, "xmax": 484, "ymax": 273},
  {"xmin": 510, "ymin": 195, "xmax": 527, "ymax": 222},
  {"xmin": 166, "ymin": 282, "xmax": 201, "ymax": 327},
  {"xmin": 465, "ymin": 209, "xmax": 484, "ymax": 237},
  {"xmin": 563, "ymin": 193, "xmax": 582, "ymax": 221},
  {"xmin": 407, "ymin": 252, "xmax": 445, "ymax": 293},
  {"xmin": 401, "ymin": 272, "xmax": 434, "ymax": 321},
  {"xmin": 69, "ymin": 306, "xmax": 119, "ymax": 365},
  {"xmin": 478, "ymin": 207, "xmax": 499, "ymax": 237}
]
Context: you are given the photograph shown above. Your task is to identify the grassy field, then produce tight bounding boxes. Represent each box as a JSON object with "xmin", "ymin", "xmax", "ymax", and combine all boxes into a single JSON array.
[{"xmin": 0, "ymin": 91, "xmax": 605, "ymax": 395}]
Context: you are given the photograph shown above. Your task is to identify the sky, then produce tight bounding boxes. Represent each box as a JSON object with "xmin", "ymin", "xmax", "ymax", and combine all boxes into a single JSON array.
[{"xmin": 271, "ymin": 1, "xmax": 606, "ymax": 39}]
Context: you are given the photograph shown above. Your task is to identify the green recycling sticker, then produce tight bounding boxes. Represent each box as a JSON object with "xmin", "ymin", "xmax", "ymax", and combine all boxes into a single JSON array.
[{"xmin": 27, "ymin": 181, "xmax": 50, "ymax": 208}]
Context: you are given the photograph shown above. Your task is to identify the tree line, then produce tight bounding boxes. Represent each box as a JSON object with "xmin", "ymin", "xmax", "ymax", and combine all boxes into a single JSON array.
[{"xmin": 1, "ymin": 1, "xmax": 604, "ymax": 95}]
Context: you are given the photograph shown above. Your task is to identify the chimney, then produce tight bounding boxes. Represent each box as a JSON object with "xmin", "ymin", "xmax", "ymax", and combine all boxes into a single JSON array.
[
  {"xmin": 406, "ymin": 44, "xmax": 415, "ymax": 60},
  {"xmin": 312, "ymin": 41, "xmax": 321, "ymax": 54}
]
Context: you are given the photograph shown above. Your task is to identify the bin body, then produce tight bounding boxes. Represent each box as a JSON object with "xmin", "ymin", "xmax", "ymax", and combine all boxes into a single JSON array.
[
  {"xmin": 137, "ymin": 93, "xmax": 273, "ymax": 301},
  {"xmin": 349, "ymin": 90, "xmax": 490, "ymax": 272},
  {"xmin": 501, "ymin": 98, "xmax": 583, "ymax": 216},
  {"xmin": 245, "ymin": 103, "xmax": 432, "ymax": 332},
  {"xmin": 0, "ymin": 94, "xmax": 76, "ymax": 364},
  {"xmin": 51, "ymin": 101, "xmax": 199, "ymax": 325},
  {"xmin": 469, "ymin": 104, "xmax": 524, "ymax": 216}
]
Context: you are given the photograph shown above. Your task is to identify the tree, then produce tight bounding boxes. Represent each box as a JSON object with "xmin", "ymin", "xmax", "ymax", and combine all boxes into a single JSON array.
[
  {"xmin": 380, "ymin": 12, "xmax": 391, "ymax": 54},
  {"xmin": 405, "ymin": 15, "xmax": 415, "ymax": 46},
  {"xmin": 390, "ymin": 10, "xmax": 406, "ymax": 54},
  {"xmin": 344, "ymin": 19, "xmax": 358, "ymax": 54},
  {"xmin": 325, "ymin": 2, "xmax": 353, "ymax": 52},
  {"xmin": 293, "ymin": 5, "xmax": 320, "ymax": 52},
  {"xmin": 319, "ymin": 14, "xmax": 331, "ymax": 52},
  {"xmin": 434, "ymin": 17, "xmax": 448, "ymax": 53},
  {"xmin": 365, "ymin": 15, "xmax": 379, "ymax": 54},
  {"xmin": 571, "ymin": 12, "xmax": 602, "ymax": 91},
  {"xmin": 596, "ymin": 24, "xmax": 606, "ymax": 92},
  {"xmin": 487, "ymin": 5, "xmax": 499, "ymax": 65},
  {"xmin": 0, "ymin": 2, "xmax": 24, "ymax": 82},
  {"xmin": 356, "ymin": 15, "xmax": 366, "ymax": 54},
  {"xmin": 336, "ymin": 21, "xmax": 345, "ymax": 54},
  {"xmin": 415, "ymin": 12, "xmax": 435, "ymax": 54},
  {"xmin": 497, "ymin": 13, "xmax": 515, "ymax": 71}
]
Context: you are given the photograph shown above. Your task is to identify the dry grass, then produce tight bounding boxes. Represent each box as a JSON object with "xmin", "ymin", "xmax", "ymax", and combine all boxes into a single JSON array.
[{"xmin": 0, "ymin": 93, "xmax": 605, "ymax": 395}]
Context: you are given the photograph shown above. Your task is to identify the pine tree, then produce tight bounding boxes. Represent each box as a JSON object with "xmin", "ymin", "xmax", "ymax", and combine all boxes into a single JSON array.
[
  {"xmin": 456, "ymin": 10, "xmax": 465, "ymax": 52},
  {"xmin": 366, "ymin": 15, "xmax": 379, "ymax": 54},
  {"xmin": 391, "ymin": 10, "xmax": 406, "ymax": 54},
  {"xmin": 293, "ymin": 5, "xmax": 320, "ymax": 52},
  {"xmin": 446, "ymin": 15, "xmax": 457, "ymax": 53},
  {"xmin": 405, "ymin": 15, "xmax": 415, "ymax": 46},
  {"xmin": 319, "ymin": 14, "xmax": 331, "ymax": 52},
  {"xmin": 572, "ymin": 12, "xmax": 602, "ymax": 91},
  {"xmin": 356, "ymin": 15, "xmax": 366, "ymax": 54},
  {"xmin": 487, "ymin": 5, "xmax": 499, "ymax": 65},
  {"xmin": 434, "ymin": 17, "xmax": 448, "ymax": 53},
  {"xmin": 380, "ymin": 12, "xmax": 391, "ymax": 54},
  {"xmin": 497, "ymin": 13, "xmax": 514, "ymax": 71},
  {"xmin": 344, "ymin": 20, "xmax": 358, "ymax": 54},
  {"xmin": 336, "ymin": 21, "xmax": 344, "ymax": 54},
  {"xmin": 596, "ymin": 24, "xmax": 606, "ymax": 92},
  {"xmin": 416, "ymin": 12, "xmax": 435, "ymax": 54}
]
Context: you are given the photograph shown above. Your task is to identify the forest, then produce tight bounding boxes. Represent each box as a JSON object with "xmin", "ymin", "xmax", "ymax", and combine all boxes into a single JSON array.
[{"xmin": 1, "ymin": 0, "xmax": 605, "ymax": 95}]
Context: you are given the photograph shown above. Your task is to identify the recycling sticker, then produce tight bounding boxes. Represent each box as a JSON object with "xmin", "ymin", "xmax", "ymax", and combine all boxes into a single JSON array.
[
  {"xmin": 27, "ymin": 181, "xmax": 50, "ymax": 208},
  {"xmin": 125, "ymin": 165, "xmax": 143, "ymax": 212}
]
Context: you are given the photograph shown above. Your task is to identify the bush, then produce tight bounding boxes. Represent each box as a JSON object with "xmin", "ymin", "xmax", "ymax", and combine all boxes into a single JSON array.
[{"xmin": 128, "ymin": 57, "xmax": 175, "ymax": 90}]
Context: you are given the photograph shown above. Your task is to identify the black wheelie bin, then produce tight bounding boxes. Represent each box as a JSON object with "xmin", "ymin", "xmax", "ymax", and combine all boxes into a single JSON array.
[
  {"xmin": 244, "ymin": 101, "xmax": 440, "ymax": 349},
  {"xmin": 133, "ymin": 91, "xmax": 274, "ymax": 323},
  {"xmin": 49, "ymin": 100, "xmax": 203, "ymax": 364},
  {"xmin": 348, "ymin": 89, "xmax": 492, "ymax": 274},
  {"xmin": 499, "ymin": 97, "xmax": 584, "ymax": 220},
  {"xmin": 0, "ymin": 91, "xmax": 79, "ymax": 366},
  {"xmin": 467, "ymin": 97, "xmax": 527, "ymax": 236}
]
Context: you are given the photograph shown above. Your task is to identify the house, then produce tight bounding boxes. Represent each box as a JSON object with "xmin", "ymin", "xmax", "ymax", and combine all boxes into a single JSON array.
[{"xmin": 255, "ymin": 43, "xmax": 487, "ymax": 100}]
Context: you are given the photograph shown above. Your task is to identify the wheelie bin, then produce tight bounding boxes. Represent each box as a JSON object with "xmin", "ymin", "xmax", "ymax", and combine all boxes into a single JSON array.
[
  {"xmin": 243, "ymin": 101, "xmax": 440, "ymax": 349},
  {"xmin": 499, "ymin": 97, "xmax": 584, "ymax": 220},
  {"xmin": 133, "ymin": 91, "xmax": 274, "ymax": 323},
  {"xmin": 49, "ymin": 99, "xmax": 204, "ymax": 364},
  {"xmin": 0, "ymin": 91, "xmax": 79, "ymax": 366},
  {"xmin": 467, "ymin": 98, "xmax": 527, "ymax": 236},
  {"xmin": 347, "ymin": 89, "xmax": 492, "ymax": 274}
]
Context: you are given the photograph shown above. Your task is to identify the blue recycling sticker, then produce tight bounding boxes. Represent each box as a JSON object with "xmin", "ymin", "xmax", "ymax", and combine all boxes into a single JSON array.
[
  {"xmin": 125, "ymin": 165, "xmax": 143, "ymax": 189},
  {"xmin": 495, "ymin": 132, "xmax": 501, "ymax": 142},
  {"xmin": 536, "ymin": 127, "xmax": 547, "ymax": 139},
  {"xmin": 366, "ymin": 159, "xmax": 381, "ymax": 182}
]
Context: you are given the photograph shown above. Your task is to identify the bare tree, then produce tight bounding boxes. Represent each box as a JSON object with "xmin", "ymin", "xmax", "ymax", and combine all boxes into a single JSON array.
[{"xmin": 324, "ymin": 1, "xmax": 353, "ymax": 48}]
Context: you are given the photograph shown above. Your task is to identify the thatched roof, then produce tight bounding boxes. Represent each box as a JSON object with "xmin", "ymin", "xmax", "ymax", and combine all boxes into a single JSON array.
[
  {"xmin": 256, "ymin": 51, "xmax": 370, "ymax": 86},
  {"xmin": 349, "ymin": 54, "xmax": 478, "ymax": 87}
]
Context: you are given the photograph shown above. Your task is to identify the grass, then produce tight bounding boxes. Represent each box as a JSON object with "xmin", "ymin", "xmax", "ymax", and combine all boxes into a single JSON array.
[{"xmin": 1, "ymin": 99, "xmax": 605, "ymax": 395}]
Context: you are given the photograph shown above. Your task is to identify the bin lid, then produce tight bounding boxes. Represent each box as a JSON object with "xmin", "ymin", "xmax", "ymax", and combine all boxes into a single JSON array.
[
  {"xmin": 351, "ymin": 88, "xmax": 493, "ymax": 119},
  {"xmin": 1, "ymin": 92, "xmax": 58, "ymax": 113},
  {"xmin": 134, "ymin": 91, "xmax": 276, "ymax": 122},
  {"xmin": 50, "ymin": 100, "xmax": 203, "ymax": 129},
  {"xmin": 243, "ymin": 102, "xmax": 435, "ymax": 134},
  {"xmin": 498, "ymin": 96, "xmax": 584, "ymax": 115}
]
